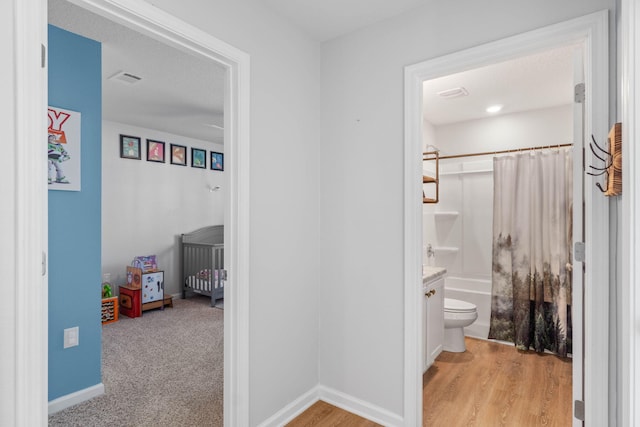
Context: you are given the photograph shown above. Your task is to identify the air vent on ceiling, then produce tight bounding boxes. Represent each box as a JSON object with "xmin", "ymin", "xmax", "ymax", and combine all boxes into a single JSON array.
[
  {"xmin": 437, "ymin": 87, "xmax": 469, "ymax": 99},
  {"xmin": 108, "ymin": 71, "xmax": 142, "ymax": 85}
]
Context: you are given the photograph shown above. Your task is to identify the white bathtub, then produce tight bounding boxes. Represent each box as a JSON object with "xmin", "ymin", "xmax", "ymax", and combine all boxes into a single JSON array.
[{"xmin": 444, "ymin": 276, "xmax": 491, "ymax": 339}]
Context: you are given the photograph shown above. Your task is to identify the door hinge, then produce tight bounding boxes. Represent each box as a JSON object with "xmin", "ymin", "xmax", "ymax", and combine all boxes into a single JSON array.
[
  {"xmin": 42, "ymin": 252, "xmax": 47, "ymax": 276},
  {"xmin": 574, "ymin": 399, "xmax": 585, "ymax": 421},
  {"xmin": 41, "ymin": 44, "xmax": 46, "ymax": 68},
  {"xmin": 574, "ymin": 242, "xmax": 586, "ymax": 262},
  {"xmin": 575, "ymin": 83, "xmax": 585, "ymax": 103}
]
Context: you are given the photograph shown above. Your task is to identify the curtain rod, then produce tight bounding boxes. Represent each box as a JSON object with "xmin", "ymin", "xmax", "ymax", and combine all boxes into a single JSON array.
[{"xmin": 423, "ymin": 143, "xmax": 573, "ymax": 160}]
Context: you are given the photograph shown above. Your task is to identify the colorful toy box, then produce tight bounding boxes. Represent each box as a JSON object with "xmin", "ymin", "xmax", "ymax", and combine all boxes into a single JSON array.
[
  {"xmin": 119, "ymin": 285, "xmax": 141, "ymax": 318},
  {"xmin": 101, "ymin": 297, "xmax": 119, "ymax": 324}
]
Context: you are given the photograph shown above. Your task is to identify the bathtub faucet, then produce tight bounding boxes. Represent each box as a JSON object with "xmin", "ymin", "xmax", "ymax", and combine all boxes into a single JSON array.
[{"xmin": 426, "ymin": 243, "xmax": 435, "ymax": 258}]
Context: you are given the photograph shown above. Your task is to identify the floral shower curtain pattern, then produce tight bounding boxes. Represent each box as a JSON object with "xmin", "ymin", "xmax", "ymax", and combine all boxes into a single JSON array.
[{"xmin": 488, "ymin": 149, "xmax": 573, "ymax": 357}]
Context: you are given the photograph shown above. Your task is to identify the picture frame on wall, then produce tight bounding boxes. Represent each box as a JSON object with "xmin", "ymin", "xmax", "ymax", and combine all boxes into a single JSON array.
[
  {"xmin": 120, "ymin": 134, "xmax": 141, "ymax": 160},
  {"xmin": 191, "ymin": 148, "xmax": 206, "ymax": 169},
  {"xmin": 211, "ymin": 151, "xmax": 224, "ymax": 171},
  {"xmin": 170, "ymin": 143, "xmax": 187, "ymax": 166},
  {"xmin": 146, "ymin": 139, "xmax": 165, "ymax": 163}
]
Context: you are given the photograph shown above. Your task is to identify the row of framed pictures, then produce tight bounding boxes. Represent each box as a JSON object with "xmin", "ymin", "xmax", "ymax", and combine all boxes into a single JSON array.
[{"xmin": 119, "ymin": 134, "xmax": 223, "ymax": 171}]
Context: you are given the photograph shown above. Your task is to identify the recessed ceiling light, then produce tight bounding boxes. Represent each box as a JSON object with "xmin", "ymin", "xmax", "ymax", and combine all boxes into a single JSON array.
[
  {"xmin": 437, "ymin": 87, "xmax": 469, "ymax": 99},
  {"xmin": 486, "ymin": 104, "xmax": 503, "ymax": 113}
]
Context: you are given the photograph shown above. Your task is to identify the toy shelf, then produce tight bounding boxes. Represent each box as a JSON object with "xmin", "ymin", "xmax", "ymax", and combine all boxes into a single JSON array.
[
  {"xmin": 423, "ymin": 151, "xmax": 439, "ymax": 203},
  {"xmin": 101, "ymin": 297, "xmax": 119, "ymax": 325}
]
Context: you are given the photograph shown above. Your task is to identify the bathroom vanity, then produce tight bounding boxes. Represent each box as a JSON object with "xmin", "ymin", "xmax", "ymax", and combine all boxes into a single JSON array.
[{"xmin": 423, "ymin": 267, "xmax": 446, "ymax": 372}]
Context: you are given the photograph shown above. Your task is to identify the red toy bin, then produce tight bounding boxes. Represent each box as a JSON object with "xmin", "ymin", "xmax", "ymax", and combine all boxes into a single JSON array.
[{"xmin": 119, "ymin": 285, "xmax": 141, "ymax": 318}]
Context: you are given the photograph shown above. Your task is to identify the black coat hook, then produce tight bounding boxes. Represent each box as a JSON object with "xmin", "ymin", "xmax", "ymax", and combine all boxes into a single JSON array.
[{"xmin": 586, "ymin": 134, "xmax": 612, "ymax": 193}]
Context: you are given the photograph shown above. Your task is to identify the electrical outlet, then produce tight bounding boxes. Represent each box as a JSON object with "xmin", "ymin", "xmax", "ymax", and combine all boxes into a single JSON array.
[{"xmin": 63, "ymin": 326, "xmax": 79, "ymax": 349}]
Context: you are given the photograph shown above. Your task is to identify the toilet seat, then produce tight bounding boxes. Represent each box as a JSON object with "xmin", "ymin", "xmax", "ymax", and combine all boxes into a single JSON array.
[{"xmin": 444, "ymin": 298, "xmax": 476, "ymax": 313}]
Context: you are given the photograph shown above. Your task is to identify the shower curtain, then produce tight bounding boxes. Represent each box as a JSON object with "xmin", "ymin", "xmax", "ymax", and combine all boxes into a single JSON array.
[{"xmin": 488, "ymin": 149, "xmax": 573, "ymax": 357}]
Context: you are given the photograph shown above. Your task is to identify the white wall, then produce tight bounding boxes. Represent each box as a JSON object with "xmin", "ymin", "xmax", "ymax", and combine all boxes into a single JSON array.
[
  {"xmin": 320, "ymin": 0, "xmax": 614, "ymax": 419},
  {"xmin": 422, "ymin": 118, "xmax": 436, "ymax": 151},
  {"xmin": 133, "ymin": 1, "xmax": 322, "ymax": 424},
  {"xmin": 101, "ymin": 120, "xmax": 224, "ymax": 296},
  {"xmin": 434, "ymin": 104, "xmax": 573, "ymax": 156}
]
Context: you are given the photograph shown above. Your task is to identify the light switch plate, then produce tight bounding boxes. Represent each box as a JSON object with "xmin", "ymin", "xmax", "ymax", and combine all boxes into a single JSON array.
[{"xmin": 63, "ymin": 326, "xmax": 79, "ymax": 349}]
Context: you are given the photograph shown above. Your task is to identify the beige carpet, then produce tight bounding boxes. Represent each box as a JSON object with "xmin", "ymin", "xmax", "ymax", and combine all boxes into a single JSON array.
[{"xmin": 49, "ymin": 295, "xmax": 223, "ymax": 427}]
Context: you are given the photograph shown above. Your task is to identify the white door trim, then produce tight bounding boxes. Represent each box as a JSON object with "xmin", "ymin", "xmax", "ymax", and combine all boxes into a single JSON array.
[
  {"xmin": 620, "ymin": 0, "xmax": 639, "ymax": 425},
  {"xmin": 404, "ymin": 10, "xmax": 609, "ymax": 426},
  {"xmin": 571, "ymin": 46, "xmax": 585, "ymax": 427},
  {"xmin": 11, "ymin": 0, "xmax": 251, "ymax": 425},
  {"xmin": 2, "ymin": 0, "xmax": 49, "ymax": 425}
]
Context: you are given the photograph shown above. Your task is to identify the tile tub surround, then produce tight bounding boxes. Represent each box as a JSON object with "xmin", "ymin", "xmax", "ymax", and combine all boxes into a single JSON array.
[{"xmin": 423, "ymin": 267, "xmax": 447, "ymax": 284}]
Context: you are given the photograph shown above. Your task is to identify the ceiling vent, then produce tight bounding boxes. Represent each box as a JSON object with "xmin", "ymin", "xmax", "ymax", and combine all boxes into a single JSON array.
[
  {"xmin": 108, "ymin": 71, "xmax": 142, "ymax": 85},
  {"xmin": 437, "ymin": 87, "xmax": 469, "ymax": 99}
]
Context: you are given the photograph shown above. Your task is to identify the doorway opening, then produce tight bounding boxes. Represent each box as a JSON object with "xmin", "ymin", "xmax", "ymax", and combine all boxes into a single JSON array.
[
  {"xmin": 47, "ymin": 0, "xmax": 228, "ymax": 422},
  {"xmin": 41, "ymin": 0, "xmax": 250, "ymax": 424},
  {"xmin": 420, "ymin": 43, "xmax": 580, "ymax": 425},
  {"xmin": 404, "ymin": 11, "xmax": 610, "ymax": 426}
]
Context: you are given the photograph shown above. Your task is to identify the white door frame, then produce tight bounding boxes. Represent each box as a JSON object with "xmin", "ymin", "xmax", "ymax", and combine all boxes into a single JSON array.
[
  {"xmin": 404, "ymin": 10, "xmax": 609, "ymax": 426},
  {"xmin": 620, "ymin": 0, "xmax": 640, "ymax": 425},
  {"xmin": 7, "ymin": 0, "xmax": 251, "ymax": 425},
  {"xmin": 2, "ymin": 0, "xmax": 49, "ymax": 425}
]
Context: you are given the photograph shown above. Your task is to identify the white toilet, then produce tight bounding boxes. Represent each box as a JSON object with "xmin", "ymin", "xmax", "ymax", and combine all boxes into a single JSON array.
[{"xmin": 443, "ymin": 298, "xmax": 478, "ymax": 352}]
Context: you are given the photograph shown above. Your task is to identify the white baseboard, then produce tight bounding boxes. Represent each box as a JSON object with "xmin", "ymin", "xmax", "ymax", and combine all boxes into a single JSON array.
[
  {"xmin": 318, "ymin": 385, "xmax": 403, "ymax": 427},
  {"xmin": 48, "ymin": 383, "xmax": 105, "ymax": 415},
  {"xmin": 257, "ymin": 384, "xmax": 403, "ymax": 427},
  {"xmin": 257, "ymin": 386, "xmax": 318, "ymax": 427}
]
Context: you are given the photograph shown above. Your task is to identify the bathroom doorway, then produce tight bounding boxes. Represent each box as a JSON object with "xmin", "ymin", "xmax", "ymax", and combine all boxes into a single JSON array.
[
  {"xmin": 420, "ymin": 43, "xmax": 579, "ymax": 424},
  {"xmin": 403, "ymin": 11, "xmax": 610, "ymax": 426}
]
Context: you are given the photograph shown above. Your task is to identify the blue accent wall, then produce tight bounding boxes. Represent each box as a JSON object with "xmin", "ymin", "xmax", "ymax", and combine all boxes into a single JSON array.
[{"xmin": 48, "ymin": 25, "xmax": 102, "ymax": 401}]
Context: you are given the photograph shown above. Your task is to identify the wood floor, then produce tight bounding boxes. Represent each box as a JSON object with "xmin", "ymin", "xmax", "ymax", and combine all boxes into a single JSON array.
[
  {"xmin": 287, "ymin": 338, "xmax": 572, "ymax": 426},
  {"xmin": 286, "ymin": 400, "xmax": 380, "ymax": 427},
  {"xmin": 423, "ymin": 337, "xmax": 572, "ymax": 426}
]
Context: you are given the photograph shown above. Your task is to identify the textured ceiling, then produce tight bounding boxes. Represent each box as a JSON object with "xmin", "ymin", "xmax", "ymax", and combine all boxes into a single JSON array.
[
  {"xmin": 48, "ymin": 0, "xmax": 226, "ymax": 143},
  {"xmin": 48, "ymin": 0, "xmax": 577, "ymax": 141},
  {"xmin": 422, "ymin": 44, "xmax": 578, "ymax": 126},
  {"xmin": 261, "ymin": 0, "xmax": 428, "ymax": 41}
]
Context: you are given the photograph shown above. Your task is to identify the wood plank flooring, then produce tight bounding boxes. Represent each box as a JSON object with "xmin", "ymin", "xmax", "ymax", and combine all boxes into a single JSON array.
[
  {"xmin": 286, "ymin": 401, "xmax": 380, "ymax": 427},
  {"xmin": 287, "ymin": 338, "xmax": 572, "ymax": 426},
  {"xmin": 423, "ymin": 337, "xmax": 572, "ymax": 427}
]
